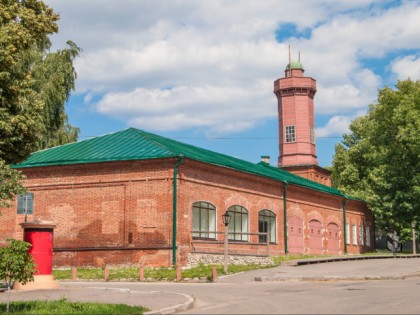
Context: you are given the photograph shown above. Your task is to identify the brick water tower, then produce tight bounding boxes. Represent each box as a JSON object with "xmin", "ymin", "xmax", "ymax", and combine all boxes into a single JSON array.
[{"xmin": 273, "ymin": 50, "xmax": 331, "ymax": 186}]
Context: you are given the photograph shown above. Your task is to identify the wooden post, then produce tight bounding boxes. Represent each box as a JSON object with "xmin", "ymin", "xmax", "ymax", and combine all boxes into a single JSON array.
[
  {"xmin": 176, "ymin": 267, "xmax": 182, "ymax": 282},
  {"xmin": 212, "ymin": 267, "xmax": 217, "ymax": 282},
  {"xmin": 104, "ymin": 265, "xmax": 109, "ymax": 282},
  {"xmin": 139, "ymin": 267, "xmax": 144, "ymax": 281},
  {"xmin": 224, "ymin": 225, "xmax": 229, "ymax": 273},
  {"xmin": 71, "ymin": 267, "xmax": 77, "ymax": 281}
]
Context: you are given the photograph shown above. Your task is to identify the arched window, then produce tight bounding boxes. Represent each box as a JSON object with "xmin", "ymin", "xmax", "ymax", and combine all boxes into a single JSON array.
[
  {"xmin": 258, "ymin": 210, "xmax": 276, "ymax": 243},
  {"xmin": 228, "ymin": 205, "xmax": 249, "ymax": 241},
  {"xmin": 192, "ymin": 202, "xmax": 216, "ymax": 239}
]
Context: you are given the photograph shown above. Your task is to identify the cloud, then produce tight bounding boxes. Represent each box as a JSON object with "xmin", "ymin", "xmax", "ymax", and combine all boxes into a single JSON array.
[
  {"xmin": 96, "ymin": 83, "xmax": 275, "ymax": 134},
  {"xmin": 391, "ymin": 54, "xmax": 420, "ymax": 80},
  {"xmin": 45, "ymin": 0, "xmax": 420, "ymax": 135},
  {"xmin": 316, "ymin": 115, "xmax": 352, "ymax": 137}
]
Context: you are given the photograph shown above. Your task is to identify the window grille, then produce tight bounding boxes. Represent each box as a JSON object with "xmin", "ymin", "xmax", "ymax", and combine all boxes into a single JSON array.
[
  {"xmin": 310, "ymin": 128, "xmax": 315, "ymax": 144},
  {"xmin": 228, "ymin": 205, "xmax": 249, "ymax": 241},
  {"xmin": 285, "ymin": 125, "xmax": 296, "ymax": 143},
  {"xmin": 258, "ymin": 210, "xmax": 276, "ymax": 243},
  {"xmin": 352, "ymin": 224, "xmax": 358, "ymax": 245},
  {"xmin": 366, "ymin": 226, "xmax": 371, "ymax": 246},
  {"xmin": 346, "ymin": 224, "xmax": 350, "ymax": 244},
  {"xmin": 192, "ymin": 201, "xmax": 216, "ymax": 239}
]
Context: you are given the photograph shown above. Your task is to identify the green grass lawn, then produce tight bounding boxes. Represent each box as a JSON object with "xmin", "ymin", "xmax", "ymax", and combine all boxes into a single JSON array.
[
  {"xmin": 0, "ymin": 298, "xmax": 148, "ymax": 314},
  {"xmin": 53, "ymin": 254, "xmax": 332, "ymax": 282},
  {"xmin": 53, "ymin": 263, "xmax": 276, "ymax": 281}
]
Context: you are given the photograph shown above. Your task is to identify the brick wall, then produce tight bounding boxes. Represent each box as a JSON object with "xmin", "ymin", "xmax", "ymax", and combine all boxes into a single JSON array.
[{"xmin": 0, "ymin": 157, "xmax": 373, "ymax": 267}]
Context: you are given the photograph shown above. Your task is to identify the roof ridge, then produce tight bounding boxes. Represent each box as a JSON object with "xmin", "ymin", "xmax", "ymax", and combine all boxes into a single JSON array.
[{"xmin": 130, "ymin": 128, "xmax": 183, "ymax": 157}]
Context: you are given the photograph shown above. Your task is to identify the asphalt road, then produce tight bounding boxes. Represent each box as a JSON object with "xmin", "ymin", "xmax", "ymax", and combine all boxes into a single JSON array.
[
  {"xmin": 61, "ymin": 258, "xmax": 420, "ymax": 314},
  {"xmin": 70, "ymin": 278, "xmax": 418, "ymax": 314}
]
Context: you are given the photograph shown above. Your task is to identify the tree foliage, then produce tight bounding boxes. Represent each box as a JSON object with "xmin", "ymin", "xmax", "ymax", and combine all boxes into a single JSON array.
[
  {"xmin": 0, "ymin": 161, "xmax": 26, "ymax": 209},
  {"xmin": 0, "ymin": 0, "xmax": 80, "ymax": 209},
  {"xmin": 0, "ymin": 0, "xmax": 80, "ymax": 165},
  {"xmin": 0, "ymin": 238, "xmax": 36, "ymax": 288},
  {"xmin": 332, "ymin": 80, "xmax": 420, "ymax": 241}
]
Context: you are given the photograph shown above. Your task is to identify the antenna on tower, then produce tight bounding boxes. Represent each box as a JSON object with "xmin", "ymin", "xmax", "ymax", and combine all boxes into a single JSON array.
[
  {"xmin": 299, "ymin": 50, "xmax": 301, "ymax": 62},
  {"xmin": 288, "ymin": 44, "xmax": 291, "ymax": 77}
]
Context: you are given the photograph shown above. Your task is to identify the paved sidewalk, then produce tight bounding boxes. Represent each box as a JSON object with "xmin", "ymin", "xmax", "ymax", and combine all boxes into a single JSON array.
[
  {"xmin": 214, "ymin": 255, "xmax": 420, "ymax": 283},
  {"xmin": 0, "ymin": 285, "xmax": 194, "ymax": 315},
  {"xmin": 255, "ymin": 256, "xmax": 420, "ymax": 282}
]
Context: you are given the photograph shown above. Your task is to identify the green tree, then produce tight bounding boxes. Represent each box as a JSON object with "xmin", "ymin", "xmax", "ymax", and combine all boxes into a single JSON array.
[
  {"xmin": 30, "ymin": 40, "xmax": 81, "ymax": 150},
  {"xmin": 0, "ymin": 239, "xmax": 37, "ymax": 311},
  {"xmin": 332, "ymin": 80, "xmax": 420, "ymax": 242},
  {"xmin": 0, "ymin": 0, "xmax": 80, "ymax": 209},
  {"xmin": 0, "ymin": 161, "xmax": 26, "ymax": 209}
]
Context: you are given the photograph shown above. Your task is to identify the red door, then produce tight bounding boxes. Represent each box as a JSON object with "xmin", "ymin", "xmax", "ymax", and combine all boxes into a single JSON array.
[
  {"xmin": 288, "ymin": 216, "xmax": 304, "ymax": 254},
  {"xmin": 309, "ymin": 220, "xmax": 323, "ymax": 255},
  {"xmin": 24, "ymin": 229, "xmax": 54, "ymax": 275},
  {"xmin": 327, "ymin": 223, "xmax": 341, "ymax": 255}
]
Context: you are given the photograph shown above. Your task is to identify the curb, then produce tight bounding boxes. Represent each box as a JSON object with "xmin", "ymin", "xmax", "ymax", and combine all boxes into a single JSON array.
[
  {"xmin": 281, "ymin": 255, "xmax": 420, "ymax": 266},
  {"xmin": 67, "ymin": 286, "xmax": 195, "ymax": 315},
  {"xmin": 144, "ymin": 291, "xmax": 195, "ymax": 315},
  {"xmin": 255, "ymin": 272, "xmax": 420, "ymax": 282}
]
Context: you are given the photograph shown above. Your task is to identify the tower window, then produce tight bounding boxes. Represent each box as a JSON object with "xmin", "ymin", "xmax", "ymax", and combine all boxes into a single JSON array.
[
  {"xmin": 310, "ymin": 127, "xmax": 315, "ymax": 144},
  {"xmin": 285, "ymin": 125, "xmax": 296, "ymax": 143}
]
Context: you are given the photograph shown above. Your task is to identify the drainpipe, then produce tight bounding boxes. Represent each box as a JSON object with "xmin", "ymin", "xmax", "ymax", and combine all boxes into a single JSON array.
[
  {"xmin": 283, "ymin": 181, "xmax": 288, "ymax": 254},
  {"xmin": 343, "ymin": 197, "xmax": 348, "ymax": 254},
  {"xmin": 372, "ymin": 212, "xmax": 376, "ymax": 252},
  {"xmin": 172, "ymin": 157, "xmax": 184, "ymax": 266}
]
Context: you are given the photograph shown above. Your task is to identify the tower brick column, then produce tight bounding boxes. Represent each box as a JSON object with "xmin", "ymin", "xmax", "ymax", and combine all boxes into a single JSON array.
[{"xmin": 274, "ymin": 59, "xmax": 331, "ymax": 186}]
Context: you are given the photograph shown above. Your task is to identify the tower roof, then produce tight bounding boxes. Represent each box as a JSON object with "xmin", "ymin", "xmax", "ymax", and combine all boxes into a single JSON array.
[{"xmin": 285, "ymin": 60, "xmax": 304, "ymax": 70}]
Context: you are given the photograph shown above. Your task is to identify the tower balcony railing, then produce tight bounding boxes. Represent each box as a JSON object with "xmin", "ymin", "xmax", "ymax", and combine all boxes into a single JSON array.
[{"xmin": 274, "ymin": 77, "xmax": 316, "ymax": 90}]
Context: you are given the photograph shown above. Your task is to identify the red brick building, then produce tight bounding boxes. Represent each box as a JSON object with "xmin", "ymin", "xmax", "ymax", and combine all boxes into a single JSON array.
[{"xmin": 0, "ymin": 61, "xmax": 373, "ymax": 267}]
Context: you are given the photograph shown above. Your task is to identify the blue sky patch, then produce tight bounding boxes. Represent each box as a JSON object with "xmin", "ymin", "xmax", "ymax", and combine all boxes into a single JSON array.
[{"xmin": 275, "ymin": 23, "xmax": 311, "ymax": 42}]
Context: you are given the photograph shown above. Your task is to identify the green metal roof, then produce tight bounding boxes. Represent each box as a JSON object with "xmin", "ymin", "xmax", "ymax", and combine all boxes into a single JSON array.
[
  {"xmin": 13, "ymin": 127, "xmax": 346, "ymax": 198},
  {"xmin": 285, "ymin": 60, "xmax": 304, "ymax": 70}
]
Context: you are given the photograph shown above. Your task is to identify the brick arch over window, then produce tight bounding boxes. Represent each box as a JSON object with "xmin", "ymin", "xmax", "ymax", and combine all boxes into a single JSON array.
[
  {"xmin": 227, "ymin": 205, "xmax": 249, "ymax": 241},
  {"xmin": 225, "ymin": 195, "xmax": 249, "ymax": 210},
  {"xmin": 288, "ymin": 203, "xmax": 304, "ymax": 218},
  {"xmin": 257, "ymin": 201, "xmax": 277, "ymax": 213},
  {"xmin": 307, "ymin": 211, "xmax": 324, "ymax": 224},
  {"xmin": 192, "ymin": 201, "xmax": 216, "ymax": 239},
  {"xmin": 325, "ymin": 215, "xmax": 341, "ymax": 227},
  {"xmin": 258, "ymin": 210, "xmax": 276, "ymax": 243}
]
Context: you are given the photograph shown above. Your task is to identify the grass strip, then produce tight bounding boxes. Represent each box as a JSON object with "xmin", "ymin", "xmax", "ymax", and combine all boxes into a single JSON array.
[{"xmin": 0, "ymin": 298, "xmax": 148, "ymax": 314}]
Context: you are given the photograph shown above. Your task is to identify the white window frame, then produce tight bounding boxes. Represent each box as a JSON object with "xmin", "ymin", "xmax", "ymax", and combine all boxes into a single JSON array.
[
  {"xmin": 345, "ymin": 224, "xmax": 350, "ymax": 245},
  {"xmin": 366, "ymin": 226, "xmax": 371, "ymax": 247},
  {"xmin": 258, "ymin": 209, "xmax": 277, "ymax": 243},
  {"xmin": 352, "ymin": 224, "xmax": 358, "ymax": 245},
  {"xmin": 228, "ymin": 205, "xmax": 249, "ymax": 241},
  {"xmin": 285, "ymin": 125, "xmax": 296, "ymax": 143},
  {"xmin": 310, "ymin": 127, "xmax": 315, "ymax": 144},
  {"xmin": 359, "ymin": 224, "xmax": 365, "ymax": 246},
  {"xmin": 192, "ymin": 201, "xmax": 216, "ymax": 239}
]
